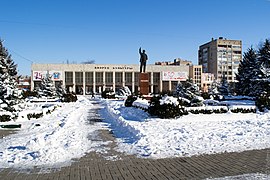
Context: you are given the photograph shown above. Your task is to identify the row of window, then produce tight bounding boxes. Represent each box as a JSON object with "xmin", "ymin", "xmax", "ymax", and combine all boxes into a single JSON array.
[{"xmin": 65, "ymin": 72, "xmax": 161, "ymax": 84}]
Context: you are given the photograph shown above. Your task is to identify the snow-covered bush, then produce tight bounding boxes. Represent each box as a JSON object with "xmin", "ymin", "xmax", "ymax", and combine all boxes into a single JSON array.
[
  {"xmin": 255, "ymin": 92, "xmax": 270, "ymax": 112},
  {"xmin": 0, "ymin": 114, "xmax": 11, "ymax": 122},
  {"xmin": 132, "ymin": 98, "xmax": 149, "ymax": 110},
  {"xmin": 148, "ymin": 95, "xmax": 187, "ymax": 119},
  {"xmin": 102, "ymin": 88, "xmax": 115, "ymax": 99},
  {"xmin": 125, "ymin": 95, "xmax": 137, "ymax": 107},
  {"xmin": 117, "ymin": 86, "xmax": 131, "ymax": 96},
  {"xmin": 230, "ymin": 108, "xmax": 256, "ymax": 113},
  {"xmin": 27, "ymin": 112, "xmax": 43, "ymax": 120},
  {"xmin": 175, "ymin": 79, "xmax": 204, "ymax": 107},
  {"xmin": 62, "ymin": 93, "xmax": 77, "ymax": 102},
  {"xmin": 22, "ymin": 90, "xmax": 38, "ymax": 99}
]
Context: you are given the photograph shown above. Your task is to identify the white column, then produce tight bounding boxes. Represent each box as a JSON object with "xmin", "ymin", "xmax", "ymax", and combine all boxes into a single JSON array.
[
  {"xmin": 103, "ymin": 72, "xmax": 106, "ymax": 90},
  {"xmin": 31, "ymin": 71, "xmax": 34, "ymax": 91},
  {"xmin": 113, "ymin": 71, "xmax": 116, "ymax": 92},
  {"xmin": 122, "ymin": 72, "xmax": 125, "ymax": 87},
  {"xmin": 169, "ymin": 80, "xmax": 172, "ymax": 91},
  {"xmin": 93, "ymin": 72, "xmax": 96, "ymax": 93},
  {"xmin": 150, "ymin": 72, "xmax": 153, "ymax": 93},
  {"xmin": 132, "ymin": 72, "xmax": 135, "ymax": 93},
  {"xmin": 83, "ymin": 71, "xmax": 85, "ymax": 95},
  {"xmin": 73, "ymin": 71, "xmax": 75, "ymax": 93},
  {"xmin": 159, "ymin": 71, "xmax": 163, "ymax": 92},
  {"xmin": 62, "ymin": 71, "xmax": 65, "ymax": 89}
]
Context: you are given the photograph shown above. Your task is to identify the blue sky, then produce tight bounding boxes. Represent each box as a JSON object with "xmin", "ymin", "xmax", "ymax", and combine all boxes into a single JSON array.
[{"xmin": 0, "ymin": 0, "xmax": 270, "ymax": 75}]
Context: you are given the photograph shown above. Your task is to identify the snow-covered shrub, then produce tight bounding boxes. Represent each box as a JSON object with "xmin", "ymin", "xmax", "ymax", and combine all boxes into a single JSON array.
[
  {"xmin": 102, "ymin": 88, "xmax": 115, "ymax": 99},
  {"xmin": 132, "ymin": 98, "xmax": 149, "ymax": 110},
  {"xmin": 0, "ymin": 114, "xmax": 11, "ymax": 122},
  {"xmin": 190, "ymin": 96, "xmax": 204, "ymax": 107},
  {"xmin": 117, "ymin": 86, "xmax": 132, "ymax": 96},
  {"xmin": 22, "ymin": 90, "xmax": 38, "ymax": 99},
  {"xmin": 27, "ymin": 112, "xmax": 43, "ymax": 120},
  {"xmin": 213, "ymin": 108, "xmax": 228, "ymax": 114},
  {"xmin": 125, "ymin": 95, "xmax": 137, "ymax": 107},
  {"xmin": 62, "ymin": 93, "xmax": 77, "ymax": 102},
  {"xmin": 148, "ymin": 95, "xmax": 186, "ymax": 119},
  {"xmin": 178, "ymin": 97, "xmax": 191, "ymax": 107},
  {"xmin": 187, "ymin": 106, "xmax": 228, "ymax": 114},
  {"xmin": 230, "ymin": 108, "xmax": 256, "ymax": 113},
  {"xmin": 255, "ymin": 92, "xmax": 270, "ymax": 112},
  {"xmin": 175, "ymin": 80, "xmax": 204, "ymax": 107}
]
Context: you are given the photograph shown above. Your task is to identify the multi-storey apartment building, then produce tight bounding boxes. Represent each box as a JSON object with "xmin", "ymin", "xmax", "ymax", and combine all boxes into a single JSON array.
[{"xmin": 198, "ymin": 37, "xmax": 242, "ymax": 83}]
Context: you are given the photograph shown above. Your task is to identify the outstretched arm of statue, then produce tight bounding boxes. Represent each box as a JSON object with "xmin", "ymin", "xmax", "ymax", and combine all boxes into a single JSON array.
[{"xmin": 139, "ymin": 47, "xmax": 142, "ymax": 54}]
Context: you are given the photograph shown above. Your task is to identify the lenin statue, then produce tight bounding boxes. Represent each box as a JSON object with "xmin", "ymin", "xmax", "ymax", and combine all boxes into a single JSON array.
[{"xmin": 139, "ymin": 47, "xmax": 148, "ymax": 73}]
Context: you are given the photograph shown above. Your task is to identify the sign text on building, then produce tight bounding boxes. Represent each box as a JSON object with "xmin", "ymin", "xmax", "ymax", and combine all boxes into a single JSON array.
[
  {"xmin": 33, "ymin": 71, "xmax": 63, "ymax": 81},
  {"xmin": 162, "ymin": 71, "xmax": 187, "ymax": 81},
  {"xmin": 94, "ymin": 66, "xmax": 133, "ymax": 70}
]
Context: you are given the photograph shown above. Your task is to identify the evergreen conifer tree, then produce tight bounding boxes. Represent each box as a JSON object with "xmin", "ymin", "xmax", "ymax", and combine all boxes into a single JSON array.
[
  {"xmin": 0, "ymin": 39, "xmax": 21, "ymax": 112},
  {"xmin": 176, "ymin": 79, "xmax": 203, "ymax": 106},
  {"xmin": 208, "ymin": 79, "xmax": 220, "ymax": 100},
  {"xmin": 55, "ymin": 82, "xmax": 66, "ymax": 100},
  {"xmin": 258, "ymin": 39, "xmax": 270, "ymax": 68},
  {"xmin": 38, "ymin": 71, "xmax": 57, "ymax": 98},
  {"xmin": 218, "ymin": 73, "xmax": 229, "ymax": 96},
  {"xmin": 254, "ymin": 39, "xmax": 270, "ymax": 96},
  {"xmin": 236, "ymin": 47, "xmax": 259, "ymax": 96},
  {"xmin": 176, "ymin": 81, "xmax": 185, "ymax": 98}
]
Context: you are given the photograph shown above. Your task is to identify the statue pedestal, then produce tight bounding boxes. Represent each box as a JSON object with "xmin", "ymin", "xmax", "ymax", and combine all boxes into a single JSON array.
[{"xmin": 139, "ymin": 73, "xmax": 149, "ymax": 95}]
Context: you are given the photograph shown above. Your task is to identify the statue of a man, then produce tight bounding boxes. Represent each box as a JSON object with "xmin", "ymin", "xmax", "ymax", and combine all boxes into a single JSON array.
[{"xmin": 139, "ymin": 47, "xmax": 148, "ymax": 73}]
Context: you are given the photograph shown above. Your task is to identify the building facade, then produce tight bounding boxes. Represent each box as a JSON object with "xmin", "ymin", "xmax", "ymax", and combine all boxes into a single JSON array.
[
  {"xmin": 189, "ymin": 65, "xmax": 202, "ymax": 88},
  {"xmin": 198, "ymin": 37, "xmax": 242, "ymax": 83},
  {"xmin": 201, "ymin": 73, "xmax": 215, "ymax": 92},
  {"xmin": 31, "ymin": 63, "xmax": 190, "ymax": 95}
]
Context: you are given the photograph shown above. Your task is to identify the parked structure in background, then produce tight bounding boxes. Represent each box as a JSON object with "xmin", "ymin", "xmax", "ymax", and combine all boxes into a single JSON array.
[
  {"xmin": 155, "ymin": 58, "xmax": 192, "ymax": 66},
  {"xmin": 198, "ymin": 37, "xmax": 242, "ymax": 83},
  {"xmin": 18, "ymin": 76, "xmax": 31, "ymax": 90}
]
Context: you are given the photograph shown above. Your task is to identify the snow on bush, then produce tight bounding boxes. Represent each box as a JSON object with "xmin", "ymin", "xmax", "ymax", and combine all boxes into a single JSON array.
[
  {"xmin": 132, "ymin": 98, "xmax": 149, "ymax": 110},
  {"xmin": 159, "ymin": 95, "xmax": 179, "ymax": 106}
]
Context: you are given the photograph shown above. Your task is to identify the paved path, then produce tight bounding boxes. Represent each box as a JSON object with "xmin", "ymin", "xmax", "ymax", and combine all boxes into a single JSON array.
[{"xmin": 0, "ymin": 100, "xmax": 269, "ymax": 180}]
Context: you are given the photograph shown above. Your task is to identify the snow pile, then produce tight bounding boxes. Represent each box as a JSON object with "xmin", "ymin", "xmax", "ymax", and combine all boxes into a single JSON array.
[
  {"xmin": 0, "ymin": 96, "xmax": 105, "ymax": 168},
  {"xmin": 101, "ymin": 100, "xmax": 144, "ymax": 143},
  {"xmin": 101, "ymin": 100, "xmax": 270, "ymax": 159},
  {"xmin": 159, "ymin": 95, "xmax": 179, "ymax": 106},
  {"xmin": 132, "ymin": 98, "xmax": 149, "ymax": 109}
]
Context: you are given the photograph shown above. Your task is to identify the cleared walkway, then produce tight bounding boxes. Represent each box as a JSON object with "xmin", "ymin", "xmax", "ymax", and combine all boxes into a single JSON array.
[{"xmin": 0, "ymin": 100, "xmax": 269, "ymax": 180}]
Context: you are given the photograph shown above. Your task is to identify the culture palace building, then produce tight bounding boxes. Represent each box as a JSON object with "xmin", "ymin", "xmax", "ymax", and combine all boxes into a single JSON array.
[
  {"xmin": 31, "ymin": 59, "xmax": 196, "ymax": 95},
  {"xmin": 31, "ymin": 37, "xmax": 242, "ymax": 95}
]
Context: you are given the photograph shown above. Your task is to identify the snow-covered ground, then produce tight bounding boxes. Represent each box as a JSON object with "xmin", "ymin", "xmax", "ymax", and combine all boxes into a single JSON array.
[
  {"xmin": 0, "ymin": 97, "xmax": 270, "ymax": 170},
  {"xmin": 0, "ymin": 96, "xmax": 107, "ymax": 169},
  {"xmin": 101, "ymin": 99, "xmax": 270, "ymax": 158}
]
